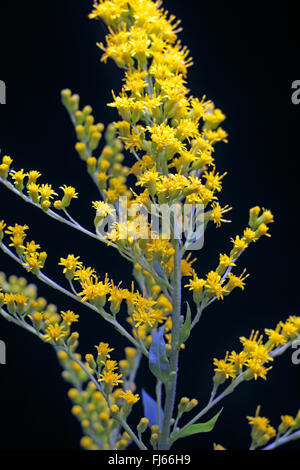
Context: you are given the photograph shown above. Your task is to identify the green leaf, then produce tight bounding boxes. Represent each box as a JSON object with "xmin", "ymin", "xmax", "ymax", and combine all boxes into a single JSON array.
[
  {"xmin": 141, "ymin": 389, "xmax": 164, "ymax": 427},
  {"xmin": 174, "ymin": 409, "xmax": 223, "ymax": 441},
  {"xmin": 179, "ymin": 302, "xmax": 192, "ymax": 345},
  {"xmin": 149, "ymin": 326, "xmax": 170, "ymax": 383}
]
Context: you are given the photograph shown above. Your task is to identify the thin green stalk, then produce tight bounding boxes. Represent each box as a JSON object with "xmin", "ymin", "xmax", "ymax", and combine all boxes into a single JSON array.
[
  {"xmin": 0, "ymin": 304, "xmax": 147, "ymax": 450},
  {"xmin": 158, "ymin": 240, "xmax": 182, "ymax": 450},
  {"xmin": 170, "ymin": 376, "xmax": 244, "ymax": 444},
  {"xmin": 170, "ymin": 334, "xmax": 300, "ymax": 444},
  {"xmin": 0, "ymin": 307, "xmax": 41, "ymax": 337},
  {"xmin": 261, "ymin": 430, "xmax": 300, "ymax": 450},
  {"xmin": 0, "ymin": 241, "xmax": 145, "ymax": 355},
  {"xmin": 156, "ymin": 379, "xmax": 162, "ymax": 430},
  {"xmin": 111, "ymin": 350, "xmax": 143, "ymax": 448},
  {"xmin": 0, "ymin": 176, "xmax": 116, "ymax": 247},
  {"xmin": 59, "ymin": 346, "xmax": 148, "ymax": 450}
]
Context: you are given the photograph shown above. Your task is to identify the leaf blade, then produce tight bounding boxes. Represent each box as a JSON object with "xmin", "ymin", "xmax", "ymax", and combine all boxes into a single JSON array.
[
  {"xmin": 141, "ymin": 388, "xmax": 164, "ymax": 427},
  {"xmin": 149, "ymin": 326, "xmax": 170, "ymax": 383},
  {"xmin": 179, "ymin": 302, "xmax": 192, "ymax": 345},
  {"xmin": 174, "ymin": 409, "xmax": 223, "ymax": 441}
]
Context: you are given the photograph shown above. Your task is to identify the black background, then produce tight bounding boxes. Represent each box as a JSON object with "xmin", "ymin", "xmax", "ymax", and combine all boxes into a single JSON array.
[{"xmin": 0, "ymin": 0, "xmax": 298, "ymax": 451}]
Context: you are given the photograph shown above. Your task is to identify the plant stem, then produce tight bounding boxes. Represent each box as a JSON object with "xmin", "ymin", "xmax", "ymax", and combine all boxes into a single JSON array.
[
  {"xmin": 0, "ymin": 241, "xmax": 145, "ymax": 355},
  {"xmin": 0, "ymin": 307, "xmax": 41, "ymax": 337},
  {"xmin": 156, "ymin": 380, "xmax": 162, "ymax": 430},
  {"xmin": 158, "ymin": 240, "xmax": 182, "ymax": 450},
  {"xmin": 261, "ymin": 430, "xmax": 300, "ymax": 450},
  {"xmin": 60, "ymin": 346, "xmax": 148, "ymax": 450}
]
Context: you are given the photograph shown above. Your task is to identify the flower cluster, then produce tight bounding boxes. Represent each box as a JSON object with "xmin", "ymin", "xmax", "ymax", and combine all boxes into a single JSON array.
[
  {"xmin": 185, "ymin": 206, "xmax": 274, "ymax": 305},
  {"xmin": 0, "ymin": 272, "xmax": 78, "ymax": 344},
  {"xmin": 2, "ymin": 221, "xmax": 47, "ymax": 274},
  {"xmin": 62, "ymin": 93, "xmax": 131, "ymax": 201},
  {"xmin": 0, "ymin": 155, "xmax": 78, "ymax": 213},
  {"xmin": 247, "ymin": 406, "xmax": 300, "ymax": 449},
  {"xmin": 58, "ymin": 344, "xmax": 140, "ymax": 451},
  {"xmin": 0, "ymin": 271, "xmax": 143, "ymax": 450},
  {"xmin": 213, "ymin": 316, "xmax": 300, "ymax": 385},
  {"xmin": 88, "ymin": 0, "xmax": 230, "ymax": 257},
  {"xmin": 0, "ymin": 0, "xmax": 298, "ymax": 452},
  {"xmin": 59, "ymin": 254, "xmax": 173, "ymax": 348}
]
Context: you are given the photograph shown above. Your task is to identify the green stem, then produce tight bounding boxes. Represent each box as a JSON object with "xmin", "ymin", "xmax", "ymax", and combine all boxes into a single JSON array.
[
  {"xmin": 0, "ymin": 307, "xmax": 41, "ymax": 338},
  {"xmin": 171, "ymin": 378, "xmax": 242, "ymax": 444},
  {"xmin": 58, "ymin": 345, "xmax": 148, "ymax": 450},
  {"xmin": 158, "ymin": 240, "xmax": 182, "ymax": 450},
  {"xmin": 156, "ymin": 379, "xmax": 162, "ymax": 430},
  {"xmin": 0, "ymin": 242, "xmax": 145, "ymax": 355},
  {"xmin": 261, "ymin": 430, "xmax": 300, "ymax": 450},
  {"xmin": 170, "ymin": 334, "xmax": 300, "ymax": 444},
  {"xmin": 0, "ymin": 176, "xmax": 116, "ymax": 247}
]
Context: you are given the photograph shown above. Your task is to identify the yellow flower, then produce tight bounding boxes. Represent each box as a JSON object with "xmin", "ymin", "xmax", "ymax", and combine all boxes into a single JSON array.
[
  {"xmin": 203, "ymin": 169, "xmax": 227, "ymax": 193},
  {"xmin": 10, "ymin": 169, "xmax": 27, "ymax": 187},
  {"xmin": 249, "ymin": 344, "xmax": 273, "ymax": 363},
  {"xmin": 205, "ymin": 271, "xmax": 228, "ymax": 300},
  {"xmin": 95, "ymin": 342, "xmax": 114, "ymax": 358},
  {"xmin": 243, "ymin": 227, "xmax": 255, "ymax": 243},
  {"xmin": 108, "ymin": 284, "xmax": 128, "ymax": 314},
  {"xmin": 132, "ymin": 305, "xmax": 165, "ymax": 328},
  {"xmin": 23, "ymin": 253, "xmax": 45, "ymax": 273},
  {"xmin": 240, "ymin": 330, "xmax": 263, "ymax": 353},
  {"xmin": 92, "ymin": 201, "xmax": 115, "ymax": 218},
  {"xmin": 78, "ymin": 277, "xmax": 111, "ymax": 305},
  {"xmin": 61, "ymin": 310, "xmax": 79, "ymax": 325},
  {"xmin": 225, "ymin": 269, "xmax": 249, "ymax": 293},
  {"xmin": 244, "ymin": 358, "xmax": 272, "ymax": 381},
  {"xmin": 247, "ymin": 406, "xmax": 276, "ymax": 446},
  {"xmin": 39, "ymin": 184, "xmax": 57, "ymax": 201},
  {"xmin": 213, "ymin": 352, "xmax": 237, "ymax": 381},
  {"xmin": 103, "ymin": 359, "xmax": 118, "ymax": 371},
  {"xmin": 74, "ymin": 266, "xmax": 96, "ymax": 283},
  {"xmin": 120, "ymin": 390, "xmax": 140, "ymax": 405},
  {"xmin": 98, "ymin": 370, "xmax": 123, "ymax": 386},
  {"xmin": 60, "ymin": 185, "xmax": 78, "ymax": 207},
  {"xmin": 5, "ymin": 224, "xmax": 29, "ymax": 253},
  {"xmin": 59, "ymin": 255, "xmax": 82, "ymax": 279},
  {"xmin": 24, "ymin": 240, "xmax": 41, "ymax": 254},
  {"xmin": 280, "ymin": 320, "xmax": 298, "ymax": 340},
  {"xmin": 185, "ymin": 273, "xmax": 206, "ymax": 304},
  {"xmin": 280, "ymin": 415, "xmax": 296, "ymax": 430},
  {"xmin": 44, "ymin": 323, "xmax": 67, "ymax": 342},
  {"xmin": 213, "ymin": 443, "xmax": 226, "ymax": 450},
  {"xmin": 230, "ymin": 235, "xmax": 248, "ymax": 256},
  {"xmin": 181, "ymin": 254, "xmax": 196, "ymax": 277},
  {"xmin": 27, "ymin": 170, "xmax": 41, "ymax": 183},
  {"xmin": 228, "ymin": 351, "xmax": 248, "ymax": 374},
  {"xmin": 264, "ymin": 324, "xmax": 287, "ymax": 348},
  {"xmin": 288, "ymin": 315, "xmax": 300, "ymax": 332},
  {"xmin": 27, "ymin": 182, "xmax": 40, "ymax": 202},
  {"xmin": 217, "ymin": 254, "xmax": 236, "ymax": 275},
  {"xmin": 209, "ymin": 202, "xmax": 231, "ymax": 227},
  {"xmin": 147, "ymin": 121, "xmax": 184, "ymax": 155}
]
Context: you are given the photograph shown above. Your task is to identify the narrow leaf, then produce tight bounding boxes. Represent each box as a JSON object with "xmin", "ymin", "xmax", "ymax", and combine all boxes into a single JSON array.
[
  {"xmin": 149, "ymin": 326, "xmax": 170, "ymax": 383},
  {"xmin": 175, "ymin": 409, "xmax": 223, "ymax": 440},
  {"xmin": 179, "ymin": 302, "xmax": 192, "ymax": 345},
  {"xmin": 141, "ymin": 389, "xmax": 164, "ymax": 427}
]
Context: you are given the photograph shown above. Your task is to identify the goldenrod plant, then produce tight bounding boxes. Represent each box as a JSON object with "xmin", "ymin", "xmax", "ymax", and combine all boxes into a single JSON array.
[{"xmin": 0, "ymin": 0, "xmax": 299, "ymax": 451}]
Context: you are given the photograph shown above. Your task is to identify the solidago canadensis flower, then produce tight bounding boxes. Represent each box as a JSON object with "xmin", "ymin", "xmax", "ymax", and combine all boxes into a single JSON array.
[{"xmin": 0, "ymin": 0, "xmax": 298, "ymax": 452}]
